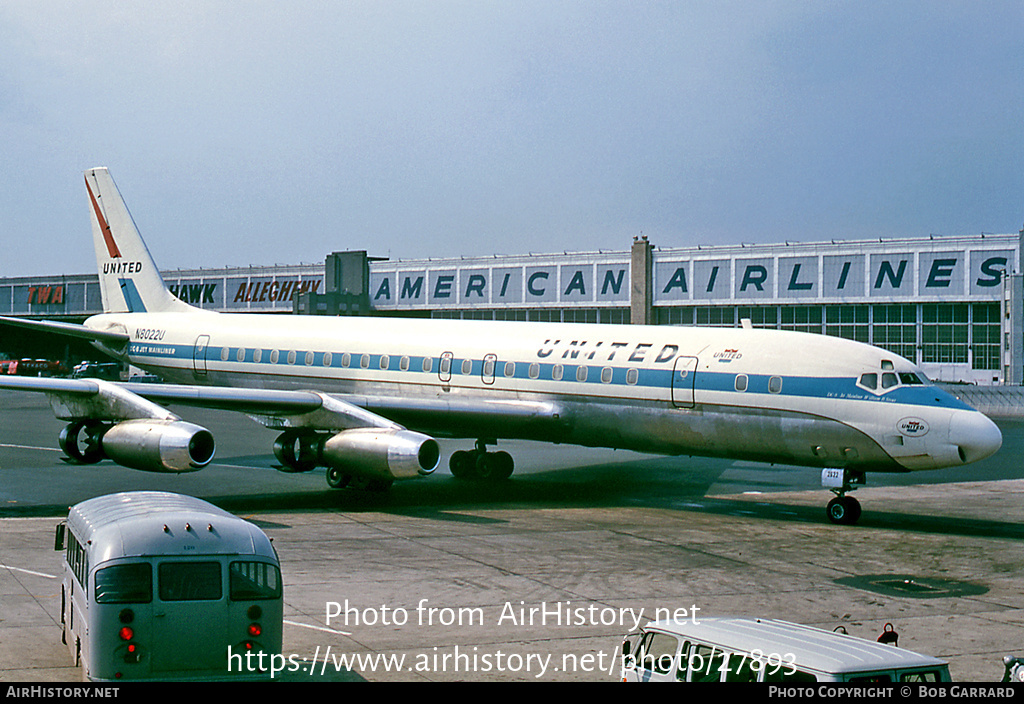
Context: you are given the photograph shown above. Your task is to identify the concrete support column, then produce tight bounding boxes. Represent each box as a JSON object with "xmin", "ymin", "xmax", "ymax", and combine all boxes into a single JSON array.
[{"xmin": 630, "ymin": 235, "xmax": 653, "ymax": 325}]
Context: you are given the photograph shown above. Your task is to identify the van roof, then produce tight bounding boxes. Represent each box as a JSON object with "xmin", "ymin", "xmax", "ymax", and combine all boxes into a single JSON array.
[
  {"xmin": 67, "ymin": 491, "xmax": 276, "ymax": 563},
  {"xmin": 645, "ymin": 617, "xmax": 947, "ymax": 674}
]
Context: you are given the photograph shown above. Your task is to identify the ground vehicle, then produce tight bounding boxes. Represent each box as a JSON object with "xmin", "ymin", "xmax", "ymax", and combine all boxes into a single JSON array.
[
  {"xmin": 55, "ymin": 491, "xmax": 283, "ymax": 681},
  {"xmin": 620, "ymin": 617, "xmax": 950, "ymax": 682},
  {"xmin": 2, "ymin": 358, "xmax": 66, "ymax": 376}
]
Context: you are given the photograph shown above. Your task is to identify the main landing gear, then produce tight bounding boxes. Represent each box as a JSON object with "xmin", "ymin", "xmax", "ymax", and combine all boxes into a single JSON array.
[
  {"xmin": 449, "ymin": 439, "xmax": 515, "ymax": 481},
  {"xmin": 822, "ymin": 468, "xmax": 864, "ymax": 525}
]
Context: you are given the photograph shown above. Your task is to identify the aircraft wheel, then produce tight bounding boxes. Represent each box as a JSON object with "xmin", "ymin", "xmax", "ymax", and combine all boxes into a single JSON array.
[
  {"xmin": 491, "ymin": 451, "xmax": 514, "ymax": 480},
  {"xmin": 449, "ymin": 450, "xmax": 474, "ymax": 479},
  {"xmin": 826, "ymin": 496, "xmax": 861, "ymax": 525},
  {"xmin": 325, "ymin": 466, "xmax": 351, "ymax": 489}
]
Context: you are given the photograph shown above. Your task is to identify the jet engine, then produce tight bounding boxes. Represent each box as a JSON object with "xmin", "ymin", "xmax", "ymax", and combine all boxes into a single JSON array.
[
  {"xmin": 321, "ymin": 428, "xmax": 440, "ymax": 482},
  {"xmin": 60, "ymin": 418, "xmax": 216, "ymax": 473}
]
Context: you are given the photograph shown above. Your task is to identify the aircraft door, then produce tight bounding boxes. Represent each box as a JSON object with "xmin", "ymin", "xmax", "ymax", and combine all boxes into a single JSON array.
[
  {"xmin": 671, "ymin": 356, "xmax": 698, "ymax": 408},
  {"xmin": 193, "ymin": 335, "xmax": 210, "ymax": 376},
  {"xmin": 439, "ymin": 352, "xmax": 453, "ymax": 383},
  {"xmin": 482, "ymin": 354, "xmax": 497, "ymax": 385}
]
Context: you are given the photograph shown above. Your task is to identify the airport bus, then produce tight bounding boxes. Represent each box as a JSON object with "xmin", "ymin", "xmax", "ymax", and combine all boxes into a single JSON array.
[
  {"xmin": 621, "ymin": 617, "xmax": 951, "ymax": 683},
  {"xmin": 55, "ymin": 491, "xmax": 283, "ymax": 681}
]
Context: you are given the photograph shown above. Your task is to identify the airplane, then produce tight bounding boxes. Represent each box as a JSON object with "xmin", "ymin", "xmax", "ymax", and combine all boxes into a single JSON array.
[{"xmin": 0, "ymin": 167, "xmax": 1003, "ymax": 524}]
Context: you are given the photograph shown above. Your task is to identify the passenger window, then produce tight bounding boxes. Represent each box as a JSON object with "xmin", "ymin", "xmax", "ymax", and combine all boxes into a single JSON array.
[
  {"xmin": 601, "ymin": 367, "xmax": 613, "ymax": 384},
  {"xmin": 380, "ymin": 355, "xmax": 390, "ymax": 370},
  {"xmin": 859, "ymin": 373, "xmax": 878, "ymax": 390},
  {"xmin": 305, "ymin": 351, "xmax": 314, "ymax": 366},
  {"xmin": 323, "ymin": 351, "xmax": 332, "ymax": 367},
  {"xmin": 254, "ymin": 348, "xmax": 262, "ymax": 364},
  {"xmin": 504, "ymin": 361, "xmax": 515, "ymax": 377},
  {"xmin": 768, "ymin": 376, "xmax": 782, "ymax": 394},
  {"xmin": 735, "ymin": 374, "xmax": 748, "ymax": 392},
  {"xmin": 461, "ymin": 359, "xmax": 473, "ymax": 375},
  {"xmin": 626, "ymin": 368, "xmax": 639, "ymax": 385},
  {"xmin": 400, "ymin": 356, "xmax": 410, "ymax": 372},
  {"xmin": 881, "ymin": 373, "xmax": 898, "ymax": 389},
  {"xmin": 422, "ymin": 357, "xmax": 433, "ymax": 373},
  {"xmin": 342, "ymin": 352, "xmax": 351, "ymax": 368},
  {"xmin": 236, "ymin": 348, "xmax": 245, "ymax": 362},
  {"xmin": 221, "ymin": 347, "xmax": 230, "ymax": 362},
  {"xmin": 552, "ymin": 364, "xmax": 563, "ymax": 381},
  {"xmin": 576, "ymin": 366, "xmax": 588, "ymax": 382},
  {"xmin": 270, "ymin": 349, "xmax": 280, "ymax": 364},
  {"xmin": 529, "ymin": 363, "xmax": 540, "ymax": 379},
  {"xmin": 360, "ymin": 354, "xmax": 370, "ymax": 369},
  {"xmin": 287, "ymin": 350, "xmax": 297, "ymax": 365}
]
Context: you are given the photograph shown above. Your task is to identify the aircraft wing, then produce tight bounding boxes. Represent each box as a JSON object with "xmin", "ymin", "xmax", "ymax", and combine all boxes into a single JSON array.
[
  {"xmin": 0, "ymin": 315, "xmax": 130, "ymax": 346},
  {"xmin": 0, "ymin": 376, "xmax": 568, "ymax": 437}
]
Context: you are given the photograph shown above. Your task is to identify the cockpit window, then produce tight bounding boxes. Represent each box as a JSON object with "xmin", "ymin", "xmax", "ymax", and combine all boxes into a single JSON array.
[
  {"xmin": 859, "ymin": 373, "xmax": 878, "ymax": 390},
  {"xmin": 899, "ymin": 372, "xmax": 925, "ymax": 385},
  {"xmin": 881, "ymin": 373, "xmax": 899, "ymax": 389}
]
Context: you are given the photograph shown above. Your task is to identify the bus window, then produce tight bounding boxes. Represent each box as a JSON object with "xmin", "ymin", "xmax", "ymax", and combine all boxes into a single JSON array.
[
  {"xmin": 691, "ymin": 643, "xmax": 728, "ymax": 682},
  {"xmin": 158, "ymin": 562, "xmax": 222, "ymax": 601},
  {"xmin": 725, "ymin": 653, "xmax": 759, "ymax": 682},
  {"xmin": 94, "ymin": 564, "xmax": 152, "ymax": 604},
  {"xmin": 230, "ymin": 561, "xmax": 282, "ymax": 601},
  {"xmin": 900, "ymin": 670, "xmax": 943, "ymax": 682},
  {"xmin": 764, "ymin": 667, "xmax": 818, "ymax": 683}
]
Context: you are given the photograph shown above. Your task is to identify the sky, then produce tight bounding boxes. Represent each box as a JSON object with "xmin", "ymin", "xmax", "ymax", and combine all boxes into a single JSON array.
[{"xmin": 1, "ymin": 1, "xmax": 1022, "ymax": 277}]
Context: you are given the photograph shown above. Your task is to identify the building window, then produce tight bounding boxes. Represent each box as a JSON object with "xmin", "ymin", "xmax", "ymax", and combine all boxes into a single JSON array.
[
  {"xmin": 780, "ymin": 305, "xmax": 822, "ymax": 334},
  {"xmin": 971, "ymin": 303, "xmax": 1001, "ymax": 370},
  {"xmin": 696, "ymin": 306, "xmax": 735, "ymax": 327},
  {"xmin": 656, "ymin": 307, "xmax": 694, "ymax": 326},
  {"xmin": 825, "ymin": 305, "xmax": 869, "ymax": 343},
  {"xmin": 872, "ymin": 304, "xmax": 917, "ymax": 361},
  {"xmin": 922, "ymin": 303, "xmax": 968, "ymax": 364},
  {"xmin": 736, "ymin": 306, "xmax": 778, "ymax": 329}
]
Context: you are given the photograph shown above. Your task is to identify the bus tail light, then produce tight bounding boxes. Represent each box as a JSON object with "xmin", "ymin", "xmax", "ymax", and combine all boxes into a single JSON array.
[
  {"xmin": 248, "ymin": 623, "xmax": 262, "ymax": 637},
  {"xmin": 119, "ymin": 626, "xmax": 134, "ymax": 641}
]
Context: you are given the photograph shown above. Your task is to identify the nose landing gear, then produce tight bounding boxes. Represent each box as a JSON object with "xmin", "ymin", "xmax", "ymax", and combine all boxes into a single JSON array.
[{"xmin": 822, "ymin": 468, "xmax": 865, "ymax": 525}]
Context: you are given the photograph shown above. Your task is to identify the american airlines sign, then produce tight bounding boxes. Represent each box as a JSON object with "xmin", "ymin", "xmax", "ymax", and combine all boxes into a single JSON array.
[
  {"xmin": 655, "ymin": 249, "xmax": 1013, "ymax": 301},
  {"xmin": 369, "ymin": 241, "xmax": 1016, "ymax": 308}
]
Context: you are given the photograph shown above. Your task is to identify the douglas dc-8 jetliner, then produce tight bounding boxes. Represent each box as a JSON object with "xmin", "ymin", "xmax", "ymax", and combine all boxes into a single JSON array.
[{"xmin": 0, "ymin": 168, "xmax": 1003, "ymax": 524}]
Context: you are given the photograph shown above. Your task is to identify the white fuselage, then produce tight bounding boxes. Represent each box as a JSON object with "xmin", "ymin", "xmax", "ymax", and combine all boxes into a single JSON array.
[{"xmin": 87, "ymin": 310, "xmax": 1002, "ymax": 474}]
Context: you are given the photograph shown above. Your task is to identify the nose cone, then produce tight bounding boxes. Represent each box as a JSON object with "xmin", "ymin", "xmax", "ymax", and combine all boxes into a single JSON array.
[{"xmin": 949, "ymin": 411, "xmax": 1002, "ymax": 464}]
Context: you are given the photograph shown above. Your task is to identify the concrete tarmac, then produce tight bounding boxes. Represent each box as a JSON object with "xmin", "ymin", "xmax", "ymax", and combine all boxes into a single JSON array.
[{"xmin": 1, "ymin": 391, "xmax": 1022, "ymax": 682}]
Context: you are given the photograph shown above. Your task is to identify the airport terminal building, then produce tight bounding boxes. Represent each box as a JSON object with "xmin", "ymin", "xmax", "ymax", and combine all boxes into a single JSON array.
[{"xmin": 3, "ymin": 230, "xmax": 1023, "ymax": 386}]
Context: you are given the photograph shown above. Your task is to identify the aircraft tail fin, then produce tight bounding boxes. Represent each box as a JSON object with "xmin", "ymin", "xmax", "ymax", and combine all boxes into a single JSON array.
[{"xmin": 85, "ymin": 167, "xmax": 195, "ymax": 314}]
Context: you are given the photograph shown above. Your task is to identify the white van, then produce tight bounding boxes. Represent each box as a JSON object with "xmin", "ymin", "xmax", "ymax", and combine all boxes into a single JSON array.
[{"xmin": 620, "ymin": 617, "xmax": 950, "ymax": 683}]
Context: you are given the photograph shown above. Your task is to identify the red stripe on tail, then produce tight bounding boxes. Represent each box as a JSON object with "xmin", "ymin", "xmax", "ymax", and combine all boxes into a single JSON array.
[{"xmin": 85, "ymin": 176, "xmax": 121, "ymax": 259}]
